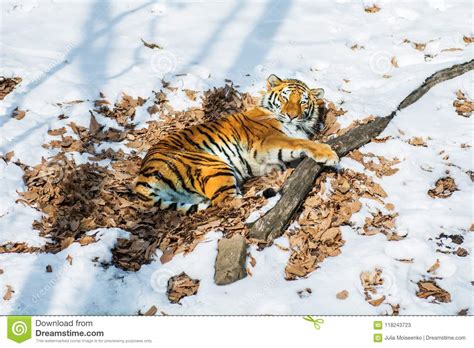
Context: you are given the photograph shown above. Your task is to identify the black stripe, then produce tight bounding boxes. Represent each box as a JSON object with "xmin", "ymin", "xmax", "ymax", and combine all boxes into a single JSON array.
[
  {"xmin": 278, "ymin": 149, "xmax": 283, "ymax": 162},
  {"xmin": 182, "ymin": 129, "xmax": 203, "ymax": 150},
  {"xmin": 197, "ymin": 127, "xmax": 244, "ymax": 178},
  {"xmin": 211, "ymin": 185, "xmax": 236, "ymax": 201},
  {"xmin": 167, "ymin": 135, "xmax": 184, "ymax": 148},
  {"xmin": 136, "ymin": 181, "xmax": 153, "ymax": 189},
  {"xmin": 244, "ymin": 115, "xmax": 284, "ymax": 135},
  {"xmin": 136, "ymin": 192, "xmax": 153, "ymax": 201},
  {"xmin": 147, "ymin": 158, "xmax": 193, "ymax": 193},
  {"xmin": 187, "ymin": 204, "xmax": 198, "ymax": 215},
  {"xmin": 206, "ymin": 128, "xmax": 238, "ymax": 158},
  {"xmin": 223, "ymin": 119, "xmax": 243, "ymax": 142},
  {"xmin": 232, "ymin": 114, "xmax": 256, "ymax": 138},
  {"xmin": 203, "ymin": 171, "xmax": 235, "ymax": 185},
  {"xmin": 200, "ymin": 139, "xmax": 216, "ymax": 155},
  {"xmin": 142, "ymin": 164, "xmax": 177, "ymax": 192}
]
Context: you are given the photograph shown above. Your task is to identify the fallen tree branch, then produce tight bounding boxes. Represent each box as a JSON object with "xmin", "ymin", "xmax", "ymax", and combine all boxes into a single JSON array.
[{"xmin": 248, "ymin": 59, "xmax": 474, "ymax": 242}]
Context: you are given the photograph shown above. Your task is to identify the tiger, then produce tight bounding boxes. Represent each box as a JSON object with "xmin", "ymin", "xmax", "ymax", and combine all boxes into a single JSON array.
[{"xmin": 134, "ymin": 74, "xmax": 339, "ymax": 213}]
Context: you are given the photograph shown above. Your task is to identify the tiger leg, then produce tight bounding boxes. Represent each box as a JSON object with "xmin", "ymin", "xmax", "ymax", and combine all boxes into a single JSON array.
[
  {"xmin": 135, "ymin": 150, "xmax": 239, "ymax": 212},
  {"xmin": 257, "ymin": 135, "xmax": 339, "ymax": 166},
  {"xmin": 196, "ymin": 164, "xmax": 240, "ymax": 205},
  {"xmin": 134, "ymin": 150, "xmax": 211, "ymax": 213}
]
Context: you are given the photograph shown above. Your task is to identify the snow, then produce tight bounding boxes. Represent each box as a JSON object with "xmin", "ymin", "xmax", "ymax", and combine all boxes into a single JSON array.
[{"xmin": 0, "ymin": 0, "xmax": 473, "ymax": 315}]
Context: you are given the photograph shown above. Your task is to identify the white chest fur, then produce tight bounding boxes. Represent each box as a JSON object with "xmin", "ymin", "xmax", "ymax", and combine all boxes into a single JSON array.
[{"xmin": 281, "ymin": 122, "xmax": 310, "ymax": 139}]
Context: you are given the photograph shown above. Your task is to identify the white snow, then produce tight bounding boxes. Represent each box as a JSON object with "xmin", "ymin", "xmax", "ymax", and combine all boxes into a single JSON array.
[{"xmin": 0, "ymin": 0, "xmax": 473, "ymax": 315}]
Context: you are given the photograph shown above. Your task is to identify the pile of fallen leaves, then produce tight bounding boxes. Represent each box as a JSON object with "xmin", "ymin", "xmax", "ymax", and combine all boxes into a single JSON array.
[
  {"xmin": 349, "ymin": 149, "xmax": 400, "ymax": 178},
  {"xmin": 201, "ymin": 82, "xmax": 257, "ymax": 122},
  {"xmin": 13, "ymin": 83, "xmax": 289, "ymax": 271},
  {"xmin": 428, "ymin": 176, "xmax": 457, "ymax": 198},
  {"xmin": 416, "ymin": 280, "xmax": 451, "ymax": 303},
  {"xmin": 363, "ymin": 211, "xmax": 402, "ymax": 241},
  {"xmin": 360, "ymin": 269, "xmax": 386, "ymax": 307},
  {"xmin": 284, "ymin": 167, "xmax": 397, "ymax": 280},
  {"xmin": 0, "ymin": 76, "xmax": 22, "ymax": 100},
  {"xmin": 17, "ymin": 152, "xmax": 140, "ymax": 253},
  {"xmin": 453, "ymin": 90, "xmax": 473, "ymax": 117},
  {"xmin": 166, "ymin": 272, "xmax": 200, "ymax": 304},
  {"xmin": 433, "ymin": 232, "xmax": 469, "ymax": 257}
]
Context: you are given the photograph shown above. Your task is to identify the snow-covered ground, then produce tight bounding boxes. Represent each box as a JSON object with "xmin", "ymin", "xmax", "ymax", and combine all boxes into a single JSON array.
[{"xmin": 0, "ymin": 0, "xmax": 473, "ymax": 315}]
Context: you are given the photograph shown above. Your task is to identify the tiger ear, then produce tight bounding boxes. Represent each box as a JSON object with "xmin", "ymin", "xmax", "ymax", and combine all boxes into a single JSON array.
[
  {"xmin": 310, "ymin": 88, "xmax": 324, "ymax": 99},
  {"xmin": 267, "ymin": 74, "xmax": 283, "ymax": 89}
]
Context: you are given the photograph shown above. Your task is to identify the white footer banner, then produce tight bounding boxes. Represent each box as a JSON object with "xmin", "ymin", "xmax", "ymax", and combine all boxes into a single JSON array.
[{"xmin": 1, "ymin": 316, "xmax": 472, "ymax": 347}]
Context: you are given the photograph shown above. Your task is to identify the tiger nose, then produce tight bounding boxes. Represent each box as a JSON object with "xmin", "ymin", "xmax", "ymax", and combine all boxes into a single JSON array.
[
  {"xmin": 286, "ymin": 109, "xmax": 299, "ymax": 119},
  {"xmin": 285, "ymin": 93, "xmax": 302, "ymax": 119}
]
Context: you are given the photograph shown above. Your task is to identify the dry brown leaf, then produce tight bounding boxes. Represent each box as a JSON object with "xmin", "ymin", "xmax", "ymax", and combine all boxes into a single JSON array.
[
  {"xmin": 396, "ymin": 258, "xmax": 414, "ymax": 263},
  {"xmin": 0, "ymin": 77, "xmax": 22, "ymax": 100},
  {"xmin": 160, "ymin": 250, "xmax": 174, "ymax": 264},
  {"xmin": 184, "ymin": 89, "xmax": 197, "ymax": 101},
  {"xmin": 428, "ymin": 177, "xmax": 457, "ymax": 198},
  {"xmin": 66, "ymin": 254, "xmax": 73, "ymax": 265},
  {"xmin": 456, "ymin": 247, "xmax": 468, "ymax": 257},
  {"xmin": 403, "ymin": 38, "xmax": 427, "ymax": 51},
  {"xmin": 144, "ymin": 305, "xmax": 158, "ymax": 316},
  {"xmin": 350, "ymin": 44, "xmax": 365, "ymax": 50},
  {"xmin": 368, "ymin": 295, "xmax": 386, "ymax": 306},
  {"xmin": 441, "ymin": 48, "xmax": 463, "ymax": 52},
  {"xmin": 320, "ymin": 227, "xmax": 340, "ymax": 242},
  {"xmin": 360, "ymin": 269, "xmax": 385, "ymax": 304},
  {"xmin": 408, "ymin": 136, "xmax": 427, "ymax": 147},
  {"xmin": 61, "ymin": 237, "xmax": 74, "ymax": 250},
  {"xmin": 3, "ymin": 285, "xmax": 14, "ymax": 301},
  {"xmin": 416, "ymin": 280, "xmax": 451, "ymax": 303},
  {"xmin": 414, "ymin": 42, "xmax": 426, "ymax": 51},
  {"xmin": 364, "ymin": 4, "xmax": 381, "ymax": 13},
  {"xmin": 427, "ymin": 259, "xmax": 440, "ymax": 273},
  {"xmin": 336, "ymin": 290, "xmax": 349, "ymax": 300},
  {"xmin": 1, "ymin": 151, "xmax": 14, "ymax": 163},
  {"xmin": 248, "ymin": 253, "xmax": 257, "ymax": 267},
  {"xmin": 141, "ymin": 38, "xmax": 163, "ymax": 50},
  {"xmin": 12, "ymin": 107, "xmax": 26, "ymax": 120},
  {"xmin": 167, "ymin": 272, "xmax": 200, "ymax": 304},
  {"xmin": 79, "ymin": 235, "xmax": 96, "ymax": 246},
  {"xmin": 463, "ymin": 36, "xmax": 474, "ymax": 44},
  {"xmin": 453, "ymin": 90, "xmax": 473, "ymax": 117},
  {"xmin": 391, "ymin": 56, "xmax": 399, "ymax": 68}
]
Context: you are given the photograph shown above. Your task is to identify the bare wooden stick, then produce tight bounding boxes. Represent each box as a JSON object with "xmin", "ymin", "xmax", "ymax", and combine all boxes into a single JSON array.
[{"xmin": 248, "ymin": 59, "xmax": 474, "ymax": 241}]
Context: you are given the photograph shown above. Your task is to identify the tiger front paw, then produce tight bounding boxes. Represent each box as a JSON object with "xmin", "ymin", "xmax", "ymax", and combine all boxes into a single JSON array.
[{"xmin": 310, "ymin": 143, "xmax": 339, "ymax": 166}]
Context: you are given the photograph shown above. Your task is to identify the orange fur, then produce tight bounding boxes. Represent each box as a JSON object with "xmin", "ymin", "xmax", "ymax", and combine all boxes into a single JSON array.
[{"xmin": 135, "ymin": 76, "xmax": 338, "ymax": 213}]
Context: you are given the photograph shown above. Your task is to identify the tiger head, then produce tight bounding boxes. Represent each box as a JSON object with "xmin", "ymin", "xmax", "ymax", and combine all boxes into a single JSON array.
[{"xmin": 261, "ymin": 74, "xmax": 325, "ymax": 136}]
